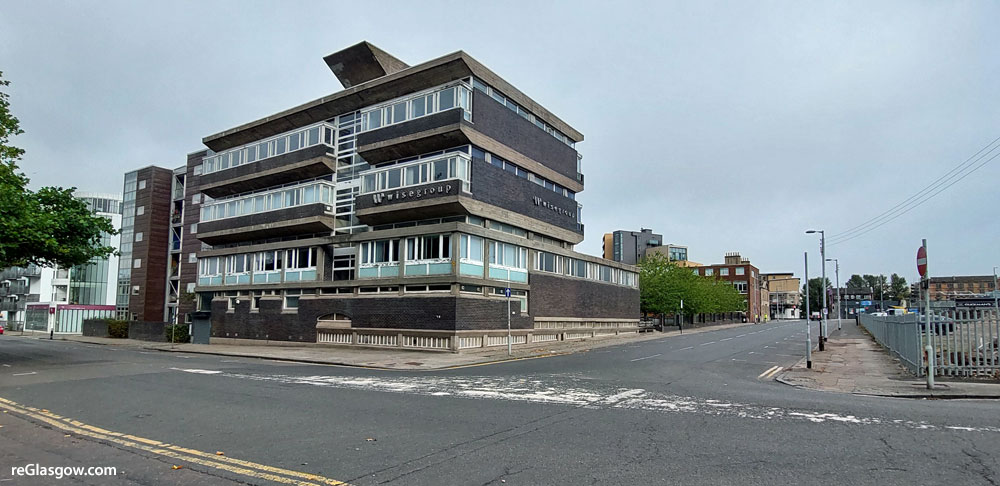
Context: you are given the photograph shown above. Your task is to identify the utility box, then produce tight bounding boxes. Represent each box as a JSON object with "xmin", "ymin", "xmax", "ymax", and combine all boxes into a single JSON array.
[{"xmin": 189, "ymin": 311, "xmax": 211, "ymax": 344}]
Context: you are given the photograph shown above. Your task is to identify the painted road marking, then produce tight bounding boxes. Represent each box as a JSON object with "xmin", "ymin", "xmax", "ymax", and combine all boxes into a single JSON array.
[
  {"xmin": 757, "ymin": 366, "xmax": 783, "ymax": 380},
  {"xmin": 0, "ymin": 397, "xmax": 347, "ymax": 485},
  {"xmin": 678, "ymin": 346, "xmax": 694, "ymax": 351},
  {"xmin": 166, "ymin": 370, "xmax": 1000, "ymax": 434},
  {"xmin": 11, "ymin": 372, "xmax": 36, "ymax": 376},
  {"xmin": 630, "ymin": 354, "xmax": 662, "ymax": 362},
  {"xmin": 699, "ymin": 342, "xmax": 716, "ymax": 346},
  {"xmin": 720, "ymin": 338, "xmax": 733, "ymax": 341}
]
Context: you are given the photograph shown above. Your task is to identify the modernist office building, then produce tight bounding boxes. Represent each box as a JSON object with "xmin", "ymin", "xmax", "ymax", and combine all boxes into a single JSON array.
[
  {"xmin": 602, "ymin": 229, "xmax": 688, "ymax": 265},
  {"xmin": 186, "ymin": 42, "xmax": 639, "ymax": 349}
]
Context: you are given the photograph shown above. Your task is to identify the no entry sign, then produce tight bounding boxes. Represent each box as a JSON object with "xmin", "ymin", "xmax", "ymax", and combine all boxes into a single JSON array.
[{"xmin": 916, "ymin": 245, "xmax": 927, "ymax": 278}]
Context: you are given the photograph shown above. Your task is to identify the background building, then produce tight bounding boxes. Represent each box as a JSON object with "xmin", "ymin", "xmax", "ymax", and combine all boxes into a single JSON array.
[
  {"xmin": 762, "ymin": 273, "xmax": 800, "ymax": 319},
  {"xmin": 187, "ymin": 41, "xmax": 639, "ymax": 349},
  {"xmin": 602, "ymin": 228, "xmax": 687, "ymax": 264},
  {"xmin": 0, "ymin": 193, "xmax": 120, "ymax": 332},
  {"xmin": 693, "ymin": 252, "xmax": 763, "ymax": 320},
  {"xmin": 909, "ymin": 275, "xmax": 998, "ymax": 312}
]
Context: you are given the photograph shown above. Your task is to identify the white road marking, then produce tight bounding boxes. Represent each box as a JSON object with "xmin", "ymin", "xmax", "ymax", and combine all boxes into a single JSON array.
[
  {"xmin": 171, "ymin": 369, "xmax": 1000, "ymax": 434},
  {"xmin": 12, "ymin": 372, "xmax": 36, "ymax": 376},
  {"xmin": 720, "ymin": 338, "xmax": 733, "ymax": 341},
  {"xmin": 699, "ymin": 342, "xmax": 716, "ymax": 346},
  {"xmin": 678, "ymin": 346, "xmax": 694, "ymax": 351},
  {"xmin": 1, "ymin": 364, "xmax": 10, "ymax": 367},
  {"xmin": 736, "ymin": 334, "xmax": 747, "ymax": 338},
  {"xmin": 171, "ymin": 368, "xmax": 222, "ymax": 375},
  {"xmin": 630, "ymin": 354, "xmax": 662, "ymax": 362}
]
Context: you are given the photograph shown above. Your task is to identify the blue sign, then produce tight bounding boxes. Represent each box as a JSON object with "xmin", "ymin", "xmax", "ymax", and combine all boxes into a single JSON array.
[
  {"xmin": 504, "ymin": 288, "xmax": 511, "ymax": 298},
  {"xmin": 861, "ymin": 300, "xmax": 872, "ymax": 306}
]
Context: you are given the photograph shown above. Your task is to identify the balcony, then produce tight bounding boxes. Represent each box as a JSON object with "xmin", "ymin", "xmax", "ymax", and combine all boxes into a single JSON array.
[
  {"xmin": 354, "ymin": 153, "xmax": 471, "ymax": 225},
  {"xmin": 199, "ymin": 122, "xmax": 337, "ymax": 198},
  {"xmin": 197, "ymin": 180, "xmax": 338, "ymax": 245}
]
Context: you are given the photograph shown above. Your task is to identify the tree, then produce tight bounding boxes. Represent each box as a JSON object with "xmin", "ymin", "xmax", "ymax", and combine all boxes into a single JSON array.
[
  {"xmin": 862, "ymin": 274, "xmax": 888, "ymax": 297},
  {"xmin": 0, "ymin": 72, "xmax": 116, "ymax": 269},
  {"xmin": 845, "ymin": 274, "xmax": 867, "ymax": 289},
  {"xmin": 799, "ymin": 277, "xmax": 832, "ymax": 314},
  {"xmin": 888, "ymin": 273, "xmax": 910, "ymax": 302},
  {"xmin": 639, "ymin": 253, "xmax": 746, "ymax": 318}
]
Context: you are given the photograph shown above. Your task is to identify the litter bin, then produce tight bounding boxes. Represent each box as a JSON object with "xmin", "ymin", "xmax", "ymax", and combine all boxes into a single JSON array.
[{"xmin": 188, "ymin": 311, "xmax": 211, "ymax": 344}]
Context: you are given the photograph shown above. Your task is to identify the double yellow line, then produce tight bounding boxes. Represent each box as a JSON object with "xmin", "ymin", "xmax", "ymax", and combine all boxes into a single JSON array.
[
  {"xmin": 758, "ymin": 365, "xmax": 783, "ymax": 380},
  {"xmin": 0, "ymin": 397, "xmax": 348, "ymax": 486}
]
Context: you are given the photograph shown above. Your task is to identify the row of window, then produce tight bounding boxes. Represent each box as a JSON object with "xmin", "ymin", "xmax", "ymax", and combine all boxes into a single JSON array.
[
  {"xmin": 470, "ymin": 77, "xmax": 576, "ymax": 148},
  {"xmin": 200, "ymin": 180, "xmax": 336, "ymax": 222},
  {"xmin": 361, "ymin": 84, "xmax": 471, "ymax": 132},
  {"xmin": 700, "ymin": 267, "xmax": 747, "ymax": 277},
  {"xmin": 469, "ymin": 145, "xmax": 576, "ymax": 200},
  {"xmin": 203, "ymin": 123, "xmax": 335, "ymax": 175},
  {"xmin": 533, "ymin": 251, "xmax": 638, "ymax": 287},
  {"xmin": 359, "ymin": 236, "xmax": 452, "ymax": 265},
  {"xmin": 215, "ymin": 284, "xmax": 529, "ymax": 313},
  {"xmin": 360, "ymin": 153, "xmax": 471, "ymax": 194},
  {"xmin": 198, "ymin": 247, "xmax": 318, "ymax": 276}
]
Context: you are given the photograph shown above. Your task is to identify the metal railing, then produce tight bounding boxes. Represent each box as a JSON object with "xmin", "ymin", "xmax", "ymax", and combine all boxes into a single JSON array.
[
  {"xmin": 862, "ymin": 310, "xmax": 1000, "ymax": 378},
  {"xmin": 859, "ymin": 313, "xmax": 923, "ymax": 374}
]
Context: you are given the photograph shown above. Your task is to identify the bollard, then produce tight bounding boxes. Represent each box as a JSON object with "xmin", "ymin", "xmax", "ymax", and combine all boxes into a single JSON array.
[{"xmin": 925, "ymin": 344, "xmax": 934, "ymax": 389}]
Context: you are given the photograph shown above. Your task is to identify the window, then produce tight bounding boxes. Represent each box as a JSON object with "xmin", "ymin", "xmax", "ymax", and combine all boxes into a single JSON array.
[
  {"xmin": 735, "ymin": 267, "xmax": 745, "ymax": 276},
  {"xmin": 190, "ymin": 223, "xmax": 197, "ymax": 234},
  {"xmin": 138, "ymin": 180, "xmax": 146, "ymax": 190},
  {"xmin": 135, "ymin": 232, "xmax": 143, "ymax": 242},
  {"xmin": 488, "ymin": 242, "xmax": 527, "ymax": 269},
  {"xmin": 284, "ymin": 290, "xmax": 300, "ymax": 310},
  {"xmin": 188, "ymin": 253, "xmax": 197, "ymax": 264},
  {"xmin": 286, "ymin": 247, "xmax": 318, "ymax": 269},
  {"xmin": 137, "ymin": 206, "xmax": 145, "ymax": 216},
  {"xmin": 133, "ymin": 258, "xmax": 141, "ymax": 269},
  {"xmin": 720, "ymin": 268, "xmax": 729, "ymax": 276},
  {"xmin": 705, "ymin": 268, "xmax": 714, "ymax": 277},
  {"xmin": 460, "ymin": 234, "xmax": 484, "ymax": 262},
  {"xmin": 360, "ymin": 239, "xmax": 400, "ymax": 264},
  {"xmin": 407, "ymin": 235, "xmax": 451, "ymax": 261}
]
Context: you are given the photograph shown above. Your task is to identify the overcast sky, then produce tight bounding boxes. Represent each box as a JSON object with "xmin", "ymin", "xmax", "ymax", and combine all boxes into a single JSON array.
[{"xmin": 2, "ymin": 1, "xmax": 998, "ymax": 285}]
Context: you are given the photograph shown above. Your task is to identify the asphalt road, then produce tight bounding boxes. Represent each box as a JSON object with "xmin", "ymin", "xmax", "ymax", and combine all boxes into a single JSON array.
[{"xmin": 1, "ymin": 320, "xmax": 998, "ymax": 485}]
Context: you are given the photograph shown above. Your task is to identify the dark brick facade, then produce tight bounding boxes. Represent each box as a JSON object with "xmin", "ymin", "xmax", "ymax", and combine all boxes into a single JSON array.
[
  {"xmin": 471, "ymin": 90, "xmax": 579, "ymax": 181},
  {"xmin": 529, "ymin": 272, "xmax": 639, "ymax": 319},
  {"xmin": 469, "ymin": 157, "xmax": 583, "ymax": 236},
  {"xmin": 129, "ymin": 167, "xmax": 174, "ymax": 322},
  {"xmin": 209, "ymin": 294, "xmax": 533, "ymax": 342},
  {"xmin": 197, "ymin": 203, "xmax": 334, "ymax": 245},
  {"xmin": 199, "ymin": 144, "xmax": 335, "ymax": 198},
  {"xmin": 177, "ymin": 151, "xmax": 205, "ymax": 319}
]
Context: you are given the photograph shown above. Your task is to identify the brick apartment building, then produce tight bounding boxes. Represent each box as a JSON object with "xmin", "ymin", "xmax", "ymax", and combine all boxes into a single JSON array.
[{"xmin": 693, "ymin": 252, "xmax": 763, "ymax": 320}]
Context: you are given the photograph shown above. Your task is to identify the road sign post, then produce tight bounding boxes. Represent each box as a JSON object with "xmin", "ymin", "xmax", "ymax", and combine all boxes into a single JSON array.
[
  {"xmin": 505, "ymin": 287, "xmax": 512, "ymax": 356},
  {"xmin": 918, "ymin": 240, "xmax": 933, "ymax": 389},
  {"xmin": 804, "ymin": 252, "xmax": 812, "ymax": 369}
]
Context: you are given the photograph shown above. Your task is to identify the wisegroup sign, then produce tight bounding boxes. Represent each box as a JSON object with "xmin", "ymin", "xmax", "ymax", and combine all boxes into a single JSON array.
[{"xmin": 368, "ymin": 181, "xmax": 458, "ymax": 206}]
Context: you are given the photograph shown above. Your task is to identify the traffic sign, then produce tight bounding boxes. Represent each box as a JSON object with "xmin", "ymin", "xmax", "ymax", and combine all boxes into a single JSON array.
[
  {"xmin": 916, "ymin": 245, "xmax": 927, "ymax": 278},
  {"xmin": 504, "ymin": 287, "xmax": 511, "ymax": 297}
]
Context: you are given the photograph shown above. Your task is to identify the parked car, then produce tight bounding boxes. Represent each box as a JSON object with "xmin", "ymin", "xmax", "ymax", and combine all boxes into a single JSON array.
[
  {"xmin": 919, "ymin": 315, "xmax": 955, "ymax": 335},
  {"xmin": 809, "ymin": 312, "xmax": 821, "ymax": 321},
  {"xmin": 0, "ymin": 323, "xmax": 4, "ymax": 334}
]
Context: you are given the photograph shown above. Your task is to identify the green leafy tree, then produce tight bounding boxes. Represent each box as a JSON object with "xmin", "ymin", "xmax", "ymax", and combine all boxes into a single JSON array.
[
  {"xmin": 862, "ymin": 274, "xmax": 888, "ymax": 297},
  {"xmin": 640, "ymin": 253, "xmax": 747, "ymax": 318},
  {"xmin": 799, "ymin": 277, "xmax": 832, "ymax": 314},
  {"xmin": 888, "ymin": 273, "xmax": 910, "ymax": 302},
  {"xmin": 845, "ymin": 274, "xmax": 867, "ymax": 289},
  {"xmin": 0, "ymin": 72, "xmax": 116, "ymax": 268}
]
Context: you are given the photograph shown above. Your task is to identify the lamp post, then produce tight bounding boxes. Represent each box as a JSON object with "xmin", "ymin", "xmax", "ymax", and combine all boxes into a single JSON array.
[
  {"xmin": 993, "ymin": 266, "xmax": 998, "ymax": 312},
  {"xmin": 806, "ymin": 230, "xmax": 827, "ymax": 348},
  {"xmin": 826, "ymin": 258, "xmax": 840, "ymax": 330}
]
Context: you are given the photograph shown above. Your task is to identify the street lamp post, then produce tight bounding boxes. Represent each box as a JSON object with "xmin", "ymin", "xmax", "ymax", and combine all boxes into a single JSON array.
[
  {"xmin": 806, "ymin": 230, "xmax": 827, "ymax": 348},
  {"xmin": 827, "ymin": 258, "xmax": 840, "ymax": 330},
  {"xmin": 993, "ymin": 266, "xmax": 998, "ymax": 312}
]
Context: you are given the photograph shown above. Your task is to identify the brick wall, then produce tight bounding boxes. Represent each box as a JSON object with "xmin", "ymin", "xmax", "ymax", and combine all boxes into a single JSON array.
[{"xmin": 529, "ymin": 272, "xmax": 639, "ymax": 319}]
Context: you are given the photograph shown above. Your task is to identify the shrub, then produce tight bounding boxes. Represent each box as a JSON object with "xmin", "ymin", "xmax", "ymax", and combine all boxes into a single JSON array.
[
  {"xmin": 164, "ymin": 324, "xmax": 190, "ymax": 343},
  {"xmin": 107, "ymin": 319, "xmax": 129, "ymax": 339}
]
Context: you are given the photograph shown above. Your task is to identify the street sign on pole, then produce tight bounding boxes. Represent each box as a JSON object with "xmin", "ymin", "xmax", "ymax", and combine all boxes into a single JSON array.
[{"xmin": 917, "ymin": 246, "xmax": 927, "ymax": 278}]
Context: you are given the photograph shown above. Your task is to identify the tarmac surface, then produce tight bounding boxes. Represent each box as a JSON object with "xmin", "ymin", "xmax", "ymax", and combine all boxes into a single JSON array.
[{"xmin": 3, "ymin": 319, "xmax": 999, "ymax": 485}]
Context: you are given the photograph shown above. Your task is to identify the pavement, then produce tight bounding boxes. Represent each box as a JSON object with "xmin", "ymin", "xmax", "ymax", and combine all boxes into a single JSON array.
[
  {"xmin": 777, "ymin": 319, "xmax": 1000, "ymax": 398},
  {"xmin": 12, "ymin": 320, "xmax": 755, "ymax": 370}
]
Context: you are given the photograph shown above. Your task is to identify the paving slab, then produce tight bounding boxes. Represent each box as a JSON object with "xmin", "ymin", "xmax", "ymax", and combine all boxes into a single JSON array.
[{"xmin": 777, "ymin": 321, "xmax": 1000, "ymax": 399}]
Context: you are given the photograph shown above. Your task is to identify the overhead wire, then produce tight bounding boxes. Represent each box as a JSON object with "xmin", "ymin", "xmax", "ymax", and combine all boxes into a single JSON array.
[{"xmin": 828, "ymin": 135, "xmax": 1000, "ymax": 242}]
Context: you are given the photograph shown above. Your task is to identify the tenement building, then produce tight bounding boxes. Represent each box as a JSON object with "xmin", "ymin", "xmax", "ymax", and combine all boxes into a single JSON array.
[{"xmin": 188, "ymin": 42, "xmax": 639, "ymax": 350}]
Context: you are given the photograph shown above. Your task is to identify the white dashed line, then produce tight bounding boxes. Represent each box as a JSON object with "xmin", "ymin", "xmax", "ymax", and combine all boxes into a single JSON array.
[{"xmin": 630, "ymin": 354, "xmax": 662, "ymax": 362}]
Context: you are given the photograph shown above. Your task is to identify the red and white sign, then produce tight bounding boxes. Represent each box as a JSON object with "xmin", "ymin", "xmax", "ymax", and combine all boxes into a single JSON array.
[{"xmin": 916, "ymin": 246, "xmax": 927, "ymax": 278}]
